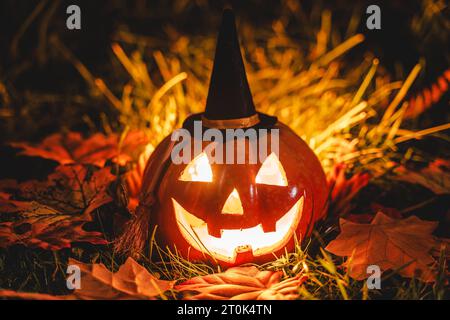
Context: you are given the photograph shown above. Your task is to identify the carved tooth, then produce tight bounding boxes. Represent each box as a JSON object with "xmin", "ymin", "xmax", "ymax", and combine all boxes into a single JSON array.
[
  {"xmin": 206, "ymin": 224, "xmax": 222, "ymax": 238},
  {"xmin": 261, "ymin": 221, "xmax": 277, "ymax": 233},
  {"xmin": 234, "ymin": 245, "xmax": 254, "ymax": 265}
]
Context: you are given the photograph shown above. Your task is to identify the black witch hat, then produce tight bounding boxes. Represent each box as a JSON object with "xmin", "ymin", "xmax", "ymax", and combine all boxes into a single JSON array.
[{"xmin": 183, "ymin": 8, "xmax": 277, "ymax": 130}]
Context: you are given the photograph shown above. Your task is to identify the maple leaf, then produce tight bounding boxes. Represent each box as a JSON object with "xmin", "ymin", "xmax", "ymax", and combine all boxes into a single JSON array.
[
  {"xmin": 0, "ymin": 258, "xmax": 174, "ymax": 300},
  {"xmin": 327, "ymin": 163, "xmax": 371, "ymax": 217},
  {"xmin": 394, "ymin": 159, "xmax": 450, "ymax": 195},
  {"xmin": 0, "ymin": 165, "xmax": 114, "ymax": 250},
  {"xmin": 11, "ymin": 130, "xmax": 149, "ymax": 167},
  {"xmin": 67, "ymin": 257, "xmax": 174, "ymax": 300},
  {"xmin": 176, "ymin": 267, "xmax": 306, "ymax": 300},
  {"xmin": 326, "ymin": 212, "xmax": 439, "ymax": 282}
]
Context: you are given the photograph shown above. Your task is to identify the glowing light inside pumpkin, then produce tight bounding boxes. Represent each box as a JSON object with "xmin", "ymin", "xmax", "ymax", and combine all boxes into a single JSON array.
[
  {"xmin": 221, "ymin": 188, "xmax": 244, "ymax": 215},
  {"xmin": 172, "ymin": 196, "xmax": 303, "ymax": 263},
  {"xmin": 179, "ymin": 152, "xmax": 213, "ymax": 182},
  {"xmin": 255, "ymin": 153, "xmax": 288, "ymax": 186}
]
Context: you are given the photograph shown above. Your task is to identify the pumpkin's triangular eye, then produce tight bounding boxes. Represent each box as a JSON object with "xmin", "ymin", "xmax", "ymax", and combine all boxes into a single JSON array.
[
  {"xmin": 179, "ymin": 152, "xmax": 213, "ymax": 182},
  {"xmin": 255, "ymin": 153, "xmax": 288, "ymax": 186}
]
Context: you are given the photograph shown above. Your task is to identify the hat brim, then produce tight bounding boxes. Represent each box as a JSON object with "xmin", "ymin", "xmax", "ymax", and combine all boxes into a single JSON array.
[{"xmin": 182, "ymin": 112, "xmax": 278, "ymax": 133}]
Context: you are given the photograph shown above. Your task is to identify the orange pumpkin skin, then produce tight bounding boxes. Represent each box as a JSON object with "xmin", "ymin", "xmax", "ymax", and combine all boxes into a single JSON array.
[{"xmin": 139, "ymin": 121, "xmax": 328, "ymax": 266}]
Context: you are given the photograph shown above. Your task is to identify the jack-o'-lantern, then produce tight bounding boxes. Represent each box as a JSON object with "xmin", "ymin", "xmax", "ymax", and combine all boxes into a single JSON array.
[{"xmin": 116, "ymin": 9, "xmax": 328, "ymax": 266}]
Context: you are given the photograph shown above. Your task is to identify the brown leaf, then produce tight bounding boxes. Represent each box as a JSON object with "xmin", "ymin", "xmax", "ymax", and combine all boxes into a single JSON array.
[
  {"xmin": 0, "ymin": 165, "xmax": 114, "ymax": 250},
  {"xmin": 327, "ymin": 163, "xmax": 371, "ymax": 217},
  {"xmin": 11, "ymin": 131, "xmax": 149, "ymax": 167},
  {"xmin": 68, "ymin": 258, "xmax": 175, "ymax": 300},
  {"xmin": 326, "ymin": 212, "xmax": 439, "ymax": 282},
  {"xmin": 395, "ymin": 159, "xmax": 450, "ymax": 195},
  {"xmin": 176, "ymin": 267, "xmax": 306, "ymax": 300},
  {"xmin": 0, "ymin": 258, "xmax": 174, "ymax": 300}
]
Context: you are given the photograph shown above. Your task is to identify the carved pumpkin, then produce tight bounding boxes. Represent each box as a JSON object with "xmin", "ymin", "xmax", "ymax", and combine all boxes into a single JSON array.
[
  {"xmin": 145, "ymin": 127, "xmax": 328, "ymax": 265},
  {"xmin": 119, "ymin": 9, "xmax": 328, "ymax": 266}
]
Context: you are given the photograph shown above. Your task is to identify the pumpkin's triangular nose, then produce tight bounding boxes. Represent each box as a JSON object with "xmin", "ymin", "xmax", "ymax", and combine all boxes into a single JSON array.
[
  {"xmin": 221, "ymin": 188, "xmax": 244, "ymax": 215},
  {"xmin": 204, "ymin": 8, "xmax": 257, "ymax": 121}
]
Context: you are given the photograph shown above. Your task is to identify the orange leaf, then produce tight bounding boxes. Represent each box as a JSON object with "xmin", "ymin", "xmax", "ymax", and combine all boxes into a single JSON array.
[
  {"xmin": 326, "ymin": 212, "xmax": 440, "ymax": 282},
  {"xmin": 67, "ymin": 258, "xmax": 175, "ymax": 300},
  {"xmin": 176, "ymin": 266, "xmax": 306, "ymax": 300},
  {"xmin": 0, "ymin": 258, "xmax": 174, "ymax": 300},
  {"xmin": 11, "ymin": 131, "xmax": 149, "ymax": 167}
]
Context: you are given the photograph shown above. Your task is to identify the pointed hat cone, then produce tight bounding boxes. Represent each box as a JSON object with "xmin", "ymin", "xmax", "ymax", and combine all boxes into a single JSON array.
[{"xmin": 204, "ymin": 9, "xmax": 257, "ymax": 122}]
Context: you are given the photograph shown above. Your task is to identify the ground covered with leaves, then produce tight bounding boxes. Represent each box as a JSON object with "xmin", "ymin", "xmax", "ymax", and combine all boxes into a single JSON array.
[{"xmin": 0, "ymin": 0, "xmax": 449, "ymax": 300}]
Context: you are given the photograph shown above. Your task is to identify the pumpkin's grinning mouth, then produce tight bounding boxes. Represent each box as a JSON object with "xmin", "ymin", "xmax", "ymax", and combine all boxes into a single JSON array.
[{"xmin": 172, "ymin": 196, "xmax": 304, "ymax": 264}]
